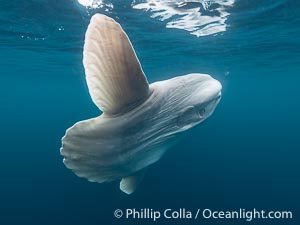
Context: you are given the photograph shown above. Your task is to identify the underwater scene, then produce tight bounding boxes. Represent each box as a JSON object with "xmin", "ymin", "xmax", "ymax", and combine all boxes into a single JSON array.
[{"xmin": 0, "ymin": 0, "xmax": 299, "ymax": 224}]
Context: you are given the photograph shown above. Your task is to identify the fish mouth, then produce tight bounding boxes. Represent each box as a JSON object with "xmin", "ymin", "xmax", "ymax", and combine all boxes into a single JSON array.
[
  {"xmin": 214, "ymin": 91, "xmax": 222, "ymax": 101},
  {"xmin": 197, "ymin": 91, "xmax": 221, "ymax": 118},
  {"xmin": 211, "ymin": 91, "xmax": 222, "ymax": 108},
  {"xmin": 205, "ymin": 91, "xmax": 222, "ymax": 105}
]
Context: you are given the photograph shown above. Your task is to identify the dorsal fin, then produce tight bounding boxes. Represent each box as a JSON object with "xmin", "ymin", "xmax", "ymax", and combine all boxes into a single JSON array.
[{"xmin": 83, "ymin": 14, "xmax": 150, "ymax": 114}]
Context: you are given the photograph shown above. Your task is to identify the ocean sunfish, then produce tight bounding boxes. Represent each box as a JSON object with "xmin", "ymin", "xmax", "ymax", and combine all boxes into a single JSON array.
[{"xmin": 60, "ymin": 14, "xmax": 222, "ymax": 194}]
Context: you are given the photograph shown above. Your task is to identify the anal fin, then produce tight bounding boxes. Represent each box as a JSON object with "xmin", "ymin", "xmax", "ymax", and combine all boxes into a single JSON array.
[{"xmin": 120, "ymin": 169, "xmax": 147, "ymax": 194}]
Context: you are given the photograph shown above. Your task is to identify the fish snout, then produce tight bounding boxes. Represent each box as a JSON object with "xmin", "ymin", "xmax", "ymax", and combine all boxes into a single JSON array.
[
  {"xmin": 208, "ymin": 78, "xmax": 222, "ymax": 99},
  {"xmin": 197, "ymin": 77, "xmax": 222, "ymax": 104}
]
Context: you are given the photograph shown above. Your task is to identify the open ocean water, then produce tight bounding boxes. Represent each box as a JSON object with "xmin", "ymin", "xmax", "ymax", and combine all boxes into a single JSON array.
[{"xmin": 0, "ymin": 0, "xmax": 299, "ymax": 224}]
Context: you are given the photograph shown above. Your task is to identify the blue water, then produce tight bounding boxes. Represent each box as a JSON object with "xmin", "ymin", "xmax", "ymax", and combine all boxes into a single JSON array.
[{"xmin": 0, "ymin": 0, "xmax": 299, "ymax": 224}]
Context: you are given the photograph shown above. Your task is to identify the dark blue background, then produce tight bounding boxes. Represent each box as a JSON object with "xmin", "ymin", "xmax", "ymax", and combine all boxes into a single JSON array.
[{"xmin": 0, "ymin": 0, "xmax": 299, "ymax": 224}]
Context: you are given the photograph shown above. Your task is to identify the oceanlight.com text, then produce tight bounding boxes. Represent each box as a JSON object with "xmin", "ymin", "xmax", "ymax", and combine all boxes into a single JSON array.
[{"xmin": 200, "ymin": 208, "xmax": 292, "ymax": 221}]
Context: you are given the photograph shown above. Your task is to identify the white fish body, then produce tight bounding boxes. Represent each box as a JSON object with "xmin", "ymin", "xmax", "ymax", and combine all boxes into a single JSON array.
[{"xmin": 61, "ymin": 14, "xmax": 222, "ymax": 194}]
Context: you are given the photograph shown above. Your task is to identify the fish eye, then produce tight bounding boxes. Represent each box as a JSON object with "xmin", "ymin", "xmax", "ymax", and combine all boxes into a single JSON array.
[{"xmin": 199, "ymin": 108, "xmax": 206, "ymax": 117}]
